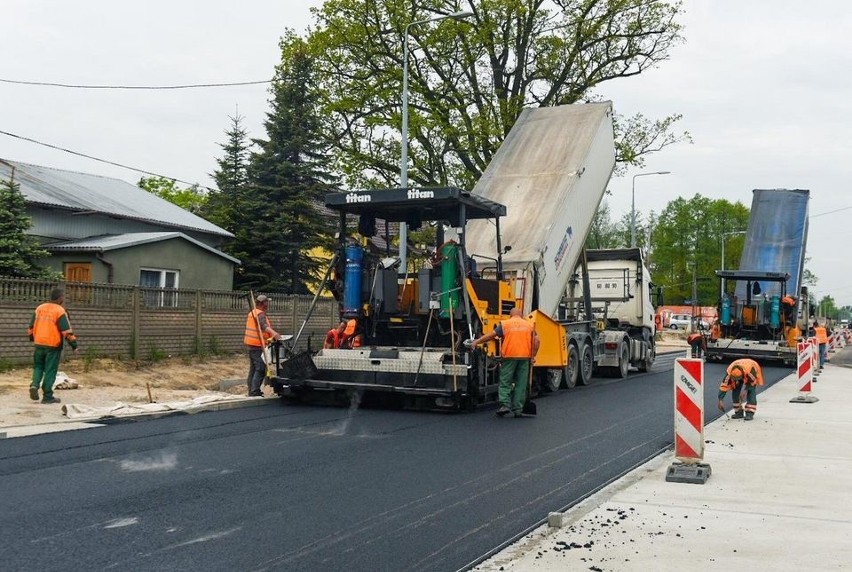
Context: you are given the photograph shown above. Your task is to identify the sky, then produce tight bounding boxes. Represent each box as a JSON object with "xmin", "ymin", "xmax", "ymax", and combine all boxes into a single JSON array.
[{"xmin": 3, "ymin": 1, "xmax": 852, "ymax": 305}]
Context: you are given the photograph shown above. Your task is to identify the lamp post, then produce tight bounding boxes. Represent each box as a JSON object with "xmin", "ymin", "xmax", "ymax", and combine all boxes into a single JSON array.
[
  {"xmin": 630, "ymin": 171, "xmax": 671, "ymax": 247},
  {"xmin": 400, "ymin": 10, "xmax": 474, "ymax": 272},
  {"xmin": 720, "ymin": 230, "xmax": 747, "ymax": 298}
]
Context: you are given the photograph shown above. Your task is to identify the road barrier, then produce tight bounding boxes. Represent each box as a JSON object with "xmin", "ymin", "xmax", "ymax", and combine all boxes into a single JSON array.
[
  {"xmin": 791, "ymin": 341, "xmax": 819, "ymax": 404},
  {"xmin": 666, "ymin": 357, "xmax": 711, "ymax": 484},
  {"xmin": 810, "ymin": 337, "xmax": 819, "ymax": 376}
]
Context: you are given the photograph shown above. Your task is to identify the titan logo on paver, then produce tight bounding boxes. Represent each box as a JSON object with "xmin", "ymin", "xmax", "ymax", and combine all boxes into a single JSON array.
[
  {"xmin": 407, "ymin": 189, "xmax": 434, "ymax": 199},
  {"xmin": 680, "ymin": 374, "xmax": 698, "ymax": 394},
  {"xmin": 345, "ymin": 192, "xmax": 371, "ymax": 203}
]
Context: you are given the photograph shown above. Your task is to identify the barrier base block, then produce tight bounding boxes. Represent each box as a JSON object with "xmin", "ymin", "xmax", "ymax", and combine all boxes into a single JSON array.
[
  {"xmin": 790, "ymin": 394, "xmax": 819, "ymax": 404},
  {"xmin": 666, "ymin": 461, "xmax": 711, "ymax": 484}
]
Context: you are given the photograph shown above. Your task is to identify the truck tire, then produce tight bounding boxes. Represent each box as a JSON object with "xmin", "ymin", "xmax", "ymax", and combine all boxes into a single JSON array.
[
  {"xmin": 543, "ymin": 369, "xmax": 565, "ymax": 392},
  {"xmin": 566, "ymin": 343, "xmax": 580, "ymax": 389},
  {"xmin": 616, "ymin": 344, "xmax": 630, "ymax": 378},
  {"xmin": 577, "ymin": 343, "xmax": 594, "ymax": 386},
  {"xmin": 638, "ymin": 339, "xmax": 655, "ymax": 373}
]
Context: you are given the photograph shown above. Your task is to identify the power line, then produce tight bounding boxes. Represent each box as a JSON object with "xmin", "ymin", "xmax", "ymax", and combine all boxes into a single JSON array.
[
  {"xmin": 0, "ymin": 128, "xmax": 213, "ymax": 191},
  {"xmin": 0, "ymin": 77, "xmax": 270, "ymax": 90},
  {"xmin": 811, "ymin": 205, "xmax": 852, "ymax": 218}
]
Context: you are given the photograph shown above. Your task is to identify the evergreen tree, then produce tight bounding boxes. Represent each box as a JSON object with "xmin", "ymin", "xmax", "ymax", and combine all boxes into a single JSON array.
[
  {"xmin": 205, "ymin": 113, "xmax": 250, "ymax": 232},
  {"xmin": 235, "ymin": 32, "xmax": 336, "ymax": 293},
  {"xmin": 0, "ymin": 177, "xmax": 57, "ymax": 279}
]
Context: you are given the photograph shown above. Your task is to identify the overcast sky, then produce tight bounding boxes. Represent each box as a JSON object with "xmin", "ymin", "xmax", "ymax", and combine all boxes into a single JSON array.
[{"xmin": 3, "ymin": 1, "xmax": 851, "ymax": 305}]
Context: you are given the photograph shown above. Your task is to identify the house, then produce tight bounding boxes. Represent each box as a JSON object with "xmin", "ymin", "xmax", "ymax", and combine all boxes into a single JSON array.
[{"xmin": 0, "ymin": 159, "xmax": 238, "ymax": 290}]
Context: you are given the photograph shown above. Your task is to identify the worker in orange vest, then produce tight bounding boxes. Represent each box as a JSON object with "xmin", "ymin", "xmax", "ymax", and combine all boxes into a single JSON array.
[
  {"xmin": 468, "ymin": 308, "xmax": 540, "ymax": 418},
  {"xmin": 324, "ymin": 321, "xmax": 347, "ymax": 349},
  {"xmin": 813, "ymin": 320, "xmax": 828, "ymax": 369},
  {"xmin": 717, "ymin": 358, "xmax": 764, "ymax": 420},
  {"xmin": 244, "ymin": 294, "xmax": 285, "ymax": 397},
  {"xmin": 28, "ymin": 288, "xmax": 78, "ymax": 404},
  {"xmin": 340, "ymin": 319, "xmax": 363, "ymax": 349}
]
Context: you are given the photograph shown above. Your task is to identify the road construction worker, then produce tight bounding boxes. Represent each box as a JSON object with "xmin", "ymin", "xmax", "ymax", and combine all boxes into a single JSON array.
[
  {"xmin": 813, "ymin": 320, "xmax": 828, "ymax": 369},
  {"xmin": 686, "ymin": 331, "xmax": 705, "ymax": 358},
  {"xmin": 324, "ymin": 321, "xmax": 347, "ymax": 349},
  {"xmin": 244, "ymin": 294, "xmax": 285, "ymax": 397},
  {"xmin": 717, "ymin": 358, "xmax": 764, "ymax": 421},
  {"xmin": 340, "ymin": 319, "xmax": 363, "ymax": 349},
  {"xmin": 468, "ymin": 307, "xmax": 540, "ymax": 418},
  {"xmin": 28, "ymin": 288, "xmax": 78, "ymax": 404}
]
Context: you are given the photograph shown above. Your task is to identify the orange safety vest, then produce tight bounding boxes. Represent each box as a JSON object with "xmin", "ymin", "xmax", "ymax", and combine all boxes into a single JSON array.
[
  {"xmin": 499, "ymin": 316, "xmax": 534, "ymax": 358},
  {"xmin": 340, "ymin": 319, "xmax": 362, "ymax": 348},
  {"xmin": 31, "ymin": 302, "xmax": 71, "ymax": 348},
  {"xmin": 325, "ymin": 329, "xmax": 342, "ymax": 349},
  {"xmin": 814, "ymin": 326, "xmax": 828, "ymax": 344},
  {"xmin": 244, "ymin": 309, "xmax": 272, "ymax": 347},
  {"xmin": 722, "ymin": 358, "xmax": 764, "ymax": 390}
]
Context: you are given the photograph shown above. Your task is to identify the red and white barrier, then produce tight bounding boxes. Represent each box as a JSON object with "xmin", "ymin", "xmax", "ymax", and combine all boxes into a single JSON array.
[
  {"xmin": 673, "ymin": 358, "xmax": 705, "ymax": 462},
  {"xmin": 791, "ymin": 341, "xmax": 819, "ymax": 404}
]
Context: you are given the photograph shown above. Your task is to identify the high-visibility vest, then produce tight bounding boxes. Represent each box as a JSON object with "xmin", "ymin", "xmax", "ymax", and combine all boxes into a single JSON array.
[
  {"xmin": 340, "ymin": 319, "xmax": 362, "ymax": 349},
  {"xmin": 244, "ymin": 309, "xmax": 272, "ymax": 347},
  {"xmin": 30, "ymin": 302, "xmax": 70, "ymax": 348},
  {"xmin": 325, "ymin": 329, "xmax": 342, "ymax": 349},
  {"xmin": 815, "ymin": 326, "xmax": 828, "ymax": 344},
  {"xmin": 722, "ymin": 358, "xmax": 764, "ymax": 390},
  {"xmin": 499, "ymin": 316, "xmax": 534, "ymax": 358}
]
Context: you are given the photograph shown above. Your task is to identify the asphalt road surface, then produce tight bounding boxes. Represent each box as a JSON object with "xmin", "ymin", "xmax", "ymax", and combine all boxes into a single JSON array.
[{"xmin": 0, "ymin": 353, "xmax": 791, "ymax": 572}]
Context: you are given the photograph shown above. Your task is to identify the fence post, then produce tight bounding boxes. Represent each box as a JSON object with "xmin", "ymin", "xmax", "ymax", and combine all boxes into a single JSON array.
[
  {"xmin": 194, "ymin": 289, "xmax": 203, "ymax": 354},
  {"xmin": 130, "ymin": 286, "xmax": 140, "ymax": 360}
]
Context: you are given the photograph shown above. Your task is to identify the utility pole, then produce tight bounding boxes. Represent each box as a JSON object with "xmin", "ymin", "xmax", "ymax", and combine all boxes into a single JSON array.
[{"xmin": 691, "ymin": 261, "xmax": 698, "ymax": 332}]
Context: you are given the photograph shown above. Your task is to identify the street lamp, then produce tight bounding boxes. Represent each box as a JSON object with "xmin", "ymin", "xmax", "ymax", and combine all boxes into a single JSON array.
[
  {"xmin": 630, "ymin": 171, "xmax": 671, "ymax": 247},
  {"xmin": 720, "ymin": 230, "xmax": 747, "ymax": 298},
  {"xmin": 400, "ymin": 10, "xmax": 474, "ymax": 272}
]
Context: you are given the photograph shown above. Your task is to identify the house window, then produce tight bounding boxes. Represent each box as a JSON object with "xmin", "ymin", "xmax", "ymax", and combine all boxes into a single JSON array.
[{"xmin": 140, "ymin": 268, "xmax": 179, "ymax": 307}]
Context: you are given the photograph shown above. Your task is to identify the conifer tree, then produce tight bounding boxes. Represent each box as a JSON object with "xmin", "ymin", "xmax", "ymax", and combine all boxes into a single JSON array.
[
  {"xmin": 235, "ymin": 33, "xmax": 336, "ymax": 293},
  {"xmin": 0, "ymin": 176, "xmax": 57, "ymax": 279},
  {"xmin": 206, "ymin": 113, "xmax": 250, "ymax": 233}
]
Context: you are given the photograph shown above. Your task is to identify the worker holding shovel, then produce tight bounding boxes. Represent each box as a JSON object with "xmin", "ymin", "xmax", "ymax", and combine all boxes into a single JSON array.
[
  {"xmin": 717, "ymin": 358, "xmax": 764, "ymax": 421},
  {"xmin": 468, "ymin": 308, "xmax": 540, "ymax": 418},
  {"xmin": 244, "ymin": 294, "xmax": 285, "ymax": 397}
]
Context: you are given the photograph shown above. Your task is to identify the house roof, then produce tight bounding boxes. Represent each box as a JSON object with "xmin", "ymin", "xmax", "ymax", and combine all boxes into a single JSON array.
[
  {"xmin": 46, "ymin": 232, "xmax": 241, "ymax": 264},
  {"xmin": 0, "ymin": 159, "xmax": 233, "ymax": 239}
]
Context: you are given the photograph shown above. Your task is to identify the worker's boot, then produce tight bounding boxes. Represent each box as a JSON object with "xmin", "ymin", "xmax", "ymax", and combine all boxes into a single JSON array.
[
  {"xmin": 731, "ymin": 410, "xmax": 744, "ymax": 419},
  {"xmin": 744, "ymin": 412, "xmax": 754, "ymax": 421},
  {"xmin": 495, "ymin": 405, "xmax": 510, "ymax": 417}
]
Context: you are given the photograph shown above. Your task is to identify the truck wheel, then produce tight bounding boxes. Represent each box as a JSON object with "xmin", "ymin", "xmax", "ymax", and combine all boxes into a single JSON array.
[
  {"xmin": 616, "ymin": 344, "xmax": 630, "ymax": 378},
  {"xmin": 543, "ymin": 369, "xmax": 564, "ymax": 392},
  {"xmin": 578, "ymin": 343, "xmax": 594, "ymax": 386},
  {"xmin": 638, "ymin": 340, "xmax": 655, "ymax": 372},
  {"xmin": 566, "ymin": 343, "xmax": 579, "ymax": 389}
]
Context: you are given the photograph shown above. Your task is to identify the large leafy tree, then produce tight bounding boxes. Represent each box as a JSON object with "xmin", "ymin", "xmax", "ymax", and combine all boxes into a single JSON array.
[
  {"xmin": 584, "ymin": 201, "xmax": 623, "ymax": 249},
  {"xmin": 0, "ymin": 177, "xmax": 58, "ymax": 279},
  {"xmin": 138, "ymin": 176, "xmax": 207, "ymax": 214},
  {"xmin": 234, "ymin": 33, "xmax": 337, "ymax": 293},
  {"xmin": 205, "ymin": 113, "xmax": 251, "ymax": 233},
  {"xmin": 303, "ymin": 0, "xmax": 689, "ymax": 190},
  {"xmin": 649, "ymin": 195, "xmax": 750, "ymax": 306}
]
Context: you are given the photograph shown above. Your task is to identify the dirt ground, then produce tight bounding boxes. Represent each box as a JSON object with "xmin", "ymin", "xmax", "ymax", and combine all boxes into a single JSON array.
[{"xmin": 0, "ymin": 353, "xmax": 266, "ymax": 428}]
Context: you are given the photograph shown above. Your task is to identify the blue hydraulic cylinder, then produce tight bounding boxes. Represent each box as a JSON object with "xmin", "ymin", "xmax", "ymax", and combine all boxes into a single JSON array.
[
  {"xmin": 770, "ymin": 295, "xmax": 780, "ymax": 329},
  {"xmin": 343, "ymin": 245, "xmax": 363, "ymax": 316},
  {"xmin": 721, "ymin": 295, "xmax": 731, "ymax": 326}
]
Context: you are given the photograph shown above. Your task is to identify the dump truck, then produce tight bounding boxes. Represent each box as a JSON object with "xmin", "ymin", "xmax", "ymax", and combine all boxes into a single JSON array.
[
  {"xmin": 269, "ymin": 102, "xmax": 654, "ymax": 409},
  {"xmin": 705, "ymin": 188, "xmax": 810, "ymax": 366}
]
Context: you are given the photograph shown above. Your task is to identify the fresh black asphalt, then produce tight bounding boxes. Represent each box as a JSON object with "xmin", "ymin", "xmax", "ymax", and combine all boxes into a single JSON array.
[{"xmin": 0, "ymin": 352, "xmax": 791, "ymax": 571}]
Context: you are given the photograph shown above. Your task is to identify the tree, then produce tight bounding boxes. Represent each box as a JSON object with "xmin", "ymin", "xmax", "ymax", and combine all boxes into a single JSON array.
[
  {"xmin": 138, "ymin": 176, "xmax": 207, "ymax": 214},
  {"xmin": 234, "ymin": 33, "xmax": 337, "ymax": 293},
  {"xmin": 649, "ymin": 195, "xmax": 750, "ymax": 306},
  {"xmin": 303, "ymin": 0, "xmax": 690, "ymax": 190},
  {"xmin": 0, "ymin": 177, "xmax": 58, "ymax": 279},
  {"xmin": 205, "ymin": 113, "xmax": 251, "ymax": 232},
  {"xmin": 585, "ymin": 201, "xmax": 623, "ymax": 249}
]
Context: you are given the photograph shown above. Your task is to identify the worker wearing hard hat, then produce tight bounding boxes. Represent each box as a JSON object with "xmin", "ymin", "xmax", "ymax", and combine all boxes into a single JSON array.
[{"xmin": 717, "ymin": 358, "xmax": 764, "ymax": 421}]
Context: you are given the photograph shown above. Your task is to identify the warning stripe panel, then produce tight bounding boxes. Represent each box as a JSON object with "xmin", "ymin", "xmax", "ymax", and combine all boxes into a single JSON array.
[{"xmin": 676, "ymin": 387, "xmax": 702, "ymax": 433}]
